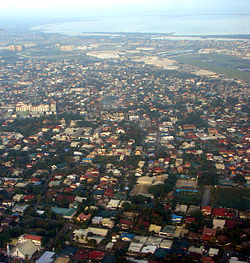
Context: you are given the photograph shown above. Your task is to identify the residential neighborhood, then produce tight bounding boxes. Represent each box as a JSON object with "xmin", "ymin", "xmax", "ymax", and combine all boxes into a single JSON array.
[{"xmin": 0, "ymin": 31, "xmax": 249, "ymax": 262}]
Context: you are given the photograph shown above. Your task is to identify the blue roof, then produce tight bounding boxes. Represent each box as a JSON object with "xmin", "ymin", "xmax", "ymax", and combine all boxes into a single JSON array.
[
  {"xmin": 154, "ymin": 248, "xmax": 171, "ymax": 258},
  {"xmin": 172, "ymin": 214, "xmax": 182, "ymax": 220},
  {"xmin": 120, "ymin": 233, "xmax": 135, "ymax": 240},
  {"xmin": 59, "ymin": 247, "xmax": 77, "ymax": 257},
  {"xmin": 92, "ymin": 190, "xmax": 104, "ymax": 195},
  {"xmin": 102, "ymin": 254, "xmax": 115, "ymax": 263}
]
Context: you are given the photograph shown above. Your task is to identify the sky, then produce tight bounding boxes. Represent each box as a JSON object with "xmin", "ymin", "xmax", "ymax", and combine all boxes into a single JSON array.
[
  {"xmin": 0, "ymin": 0, "xmax": 249, "ymax": 35},
  {"xmin": 1, "ymin": 0, "xmax": 249, "ymax": 19}
]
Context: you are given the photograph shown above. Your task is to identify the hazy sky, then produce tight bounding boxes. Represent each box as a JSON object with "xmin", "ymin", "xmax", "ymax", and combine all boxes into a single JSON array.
[{"xmin": 1, "ymin": 0, "xmax": 249, "ymax": 19}]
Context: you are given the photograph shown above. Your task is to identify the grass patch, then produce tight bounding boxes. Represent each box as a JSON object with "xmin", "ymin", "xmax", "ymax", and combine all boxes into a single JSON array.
[
  {"xmin": 212, "ymin": 187, "xmax": 250, "ymax": 210},
  {"xmin": 175, "ymin": 192, "xmax": 200, "ymax": 206},
  {"xmin": 175, "ymin": 53, "xmax": 250, "ymax": 82}
]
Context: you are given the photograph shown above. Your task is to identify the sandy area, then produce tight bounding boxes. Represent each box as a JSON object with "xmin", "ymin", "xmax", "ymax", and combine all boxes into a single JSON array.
[{"xmin": 134, "ymin": 56, "xmax": 178, "ymax": 69}]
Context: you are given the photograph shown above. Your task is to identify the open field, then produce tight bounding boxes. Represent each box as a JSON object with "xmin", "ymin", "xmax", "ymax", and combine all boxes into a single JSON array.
[
  {"xmin": 134, "ymin": 56, "xmax": 179, "ymax": 70},
  {"xmin": 174, "ymin": 53, "xmax": 250, "ymax": 81},
  {"xmin": 212, "ymin": 187, "xmax": 250, "ymax": 210}
]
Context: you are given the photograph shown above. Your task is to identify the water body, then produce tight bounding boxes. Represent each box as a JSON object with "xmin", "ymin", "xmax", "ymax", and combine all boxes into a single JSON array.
[{"xmin": 31, "ymin": 14, "xmax": 250, "ymax": 35}]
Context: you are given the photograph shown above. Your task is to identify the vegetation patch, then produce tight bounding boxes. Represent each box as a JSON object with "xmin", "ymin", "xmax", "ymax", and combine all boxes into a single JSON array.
[
  {"xmin": 212, "ymin": 187, "xmax": 250, "ymax": 210},
  {"xmin": 175, "ymin": 53, "xmax": 250, "ymax": 81}
]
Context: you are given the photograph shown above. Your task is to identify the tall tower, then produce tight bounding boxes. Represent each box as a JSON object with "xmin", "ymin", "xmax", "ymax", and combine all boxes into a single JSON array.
[{"xmin": 50, "ymin": 101, "xmax": 57, "ymax": 113}]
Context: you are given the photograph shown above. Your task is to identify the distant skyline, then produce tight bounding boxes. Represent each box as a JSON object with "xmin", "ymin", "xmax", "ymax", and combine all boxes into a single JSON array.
[{"xmin": 1, "ymin": 0, "xmax": 250, "ymax": 20}]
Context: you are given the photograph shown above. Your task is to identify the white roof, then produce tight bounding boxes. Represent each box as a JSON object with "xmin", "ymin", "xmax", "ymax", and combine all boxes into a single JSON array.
[
  {"xmin": 17, "ymin": 240, "xmax": 38, "ymax": 257},
  {"xmin": 92, "ymin": 216, "xmax": 103, "ymax": 222},
  {"xmin": 160, "ymin": 239, "xmax": 173, "ymax": 249},
  {"xmin": 132, "ymin": 235, "xmax": 148, "ymax": 244},
  {"xmin": 74, "ymin": 227, "xmax": 108, "ymax": 237},
  {"xmin": 36, "ymin": 251, "xmax": 55, "ymax": 263},
  {"xmin": 141, "ymin": 245, "xmax": 157, "ymax": 254},
  {"xmin": 209, "ymin": 248, "xmax": 219, "ymax": 256},
  {"xmin": 145, "ymin": 236, "xmax": 162, "ymax": 246},
  {"xmin": 188, "ymin": 246, "xmax": 204, "ymax": 254},
  {"xmin": 108, "ymin": 199, "xmax": 120, "ymax": 206},
  {"xmin": 128, "ymin": 242, "xmax": 143, "ymax": 253},
  {"xmin": 106, "ymin": 242, "xmax": 115, "ymax": 250}
]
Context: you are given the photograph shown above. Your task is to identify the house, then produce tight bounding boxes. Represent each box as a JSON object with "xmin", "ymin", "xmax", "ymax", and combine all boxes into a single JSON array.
[
  {"xmin": 187, "ymin": 205, "xmax": 200, "ymax": 216},
  {"xmin": 188, "ymin": 232, "xmax": 200, "ymax": 241},
  {"xmin": 141, "ymin": 245, "xmax": 157, "ymax": 254},
  {"xmin": 91, "ymin": 216, "xmax": 103, "ymax": 225},
  {"xmin": 175, "ymin": 204, "xmax": 188, "ymax": 214},
  {"xmin": 76, "ymin": 213, "xmax": 91, "ymax": 222},
  {"xmin": 201, "ymin": 206, "xmax": 212, "ymax": 216},
  {"xmin": 213, "ymin": 219, "xmax": 225, "ymax": 229},
  {"xmin": 128, "ymin": 242, "xmax": 144, "ymax": 253},
  {"xmin": 175, "ymin": 179, "xmax": 198, "ymax": 193},
  {"xmin": 74, "ymin": 227, "xmax": 108, "ymax": 239},
  {"xmin": 120, "ymin": 232, "xmax": 135, "ymax": 242},
  {"xmin": 160, "ymin": 239, "xmax": 173, "ymax": 249},
  {"xmin": 51, "ymin": 207, "xmax": 77, "ymax": 220},
  {"xmin": 36, "ymin": 251, "xmax": 55, "ymax": 263},
  {"xmin": 11, "ymin": 239, "xmax": 39, "ymax": 259},
  {"xmin": 119, "ymin": 219, "xmax": 132, "ymax": 230},
  {"xmin": 72, "ymin": 249, "xmax": 89, "ymax": 262},
  {"xmin": 174, "ymin": 226, "xmax": 188, "ymax": 238},
  {"xmin": 159, "ymin": 225, "xmax": 176, "ymax": 238},
  {"xmin": 185, "ymin": 217, "xmax": 196, "ymax": 224},
  {"xmin": 89, "ymin": 250, "xmax": 106, "ymax": 261},
  {"xmin": 92, "ymin": 190, "xmax": 104, "ymax": 199},
  {"xmin": 106, "ymin": 199, "xmax": 120, "ymax": 210},
  {"xmin": 18, "ymin": 234, "xmax": 42, "ymax": 247},
  {"xmin": 101, "ymin": 218, "xmax": 114, "ymax": 228},
  {"xmin": 54, "ymin": 258, "xmax": 70, "ymax": 263},
  {"xmin": 202, "ymin": 256, "xmax": 215, "ymax": 263},
  {"xmin": 212, "ymin": 208, "xmax": 226, "ymax": 218},
  {"xmin": 128, "ymin": 236, "xmax": 148, "ymax": 253},
  {"xmin": 106, "ymin": 242, "xmax": 115, "ymax": 251},
  {"xmin": 188, "ymin": 246, "xmax": 204, "ymax": 255},
  {"xmin": 171, "ymin": 214, "xmax": 182, "ymax": 223},
  {"xmin": 145, "ymin": 236, "xmax": 162, "ymax": 247},
  {"xmin": 137, "ymin": 176, "xmax": 154, "ymax": 185},
  {"xmin": 12, "ymin": 194, "xmax": 24, "ymax": 202},
  {"xmin": 149, "ymin": 224, "xmax": 162, "ymax": 234},
  {"xmin": 208, "ymin": 248, "xmax": 219, "ymax": 257},
  {"xmin": 201, "ymin": 228, "xmax": 216, "ymax": 241}
]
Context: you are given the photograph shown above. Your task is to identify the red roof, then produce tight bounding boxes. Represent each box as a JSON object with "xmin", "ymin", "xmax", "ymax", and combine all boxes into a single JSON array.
[
  {"xmin": 30, "ymin": 177, "xmax": 40, "ymax": 182},
  {"xmin": 202, "ymin": 206, "xmax": 212, "ymax": 211},
  {"xmin": 120, "ymin": 219, "xmax": 132, "ymax": 226},
  {"xmin": 73, "ymin": 249, "xmax": 89, "ymax": 261},
  {"xmin": 188, "ymin": 232, "xmax": 200, "ymax": 240},
  {"xmin": 186, "ymin": 217, "xmax": 196, "ymax": 223},
  {"xmin": 24, "ymin": 234, "xmax": 42, "ymax": 241},
  {"xmin": 23, "ymin": 194, "xmax": 34, "ymax": 200},
  {"xmin": 89, "ymin": 250, "xmax": 105, "ymax": 260},
  {"xmin": 203, "ymin": 256, "xmax": 215, "ymax": 263},
  {"xmin": 225, "ymin": 220, "xmax": 239, "ymax": 229},
  {"xmin": 203, "ymin": 228, "xmax": 216, "ymax": 236},
  {"xmin": 201, "ymin": 234, "xmax": 214, "ymax": 241},
  {"xmin": 77, "ymin": 213, "xmax": 91, "ymax": 221},
  {"xmin": 213, "ymin": 208, "xmax": 226, "ymax": 217},
  {"xmin": 104, "ymin": 189, "xmax": 114, "ymax": 197}
]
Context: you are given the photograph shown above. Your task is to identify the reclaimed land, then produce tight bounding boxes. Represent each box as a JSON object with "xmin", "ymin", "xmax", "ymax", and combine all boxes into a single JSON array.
[{"xmin": 174, "ymin": 53, "xmax": 250, "ymax": 81}]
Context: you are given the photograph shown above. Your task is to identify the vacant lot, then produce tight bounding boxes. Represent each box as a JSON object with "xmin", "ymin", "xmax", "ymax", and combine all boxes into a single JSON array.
[
  {"xmin": 212, "ymin": 187, "xmax": 250, "ymax": 210},
  {"xmin": 175, "ymin": 53, "xmax": 250, "ymax": 81}
]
